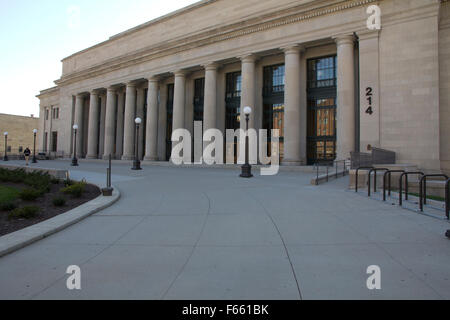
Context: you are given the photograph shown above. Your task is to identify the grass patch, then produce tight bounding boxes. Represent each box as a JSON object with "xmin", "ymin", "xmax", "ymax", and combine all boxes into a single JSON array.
[
  {"xmin": 408, "ymin": 192, "xmax": 445, "ymax": 202},
  {"xmin": 0, "ymin": 185, "xmax": 20, "ymax": 204}
]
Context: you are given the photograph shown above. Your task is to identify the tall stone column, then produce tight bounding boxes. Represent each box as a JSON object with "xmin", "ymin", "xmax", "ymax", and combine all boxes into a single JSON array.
[
  {"xmin": 240, "ymin": 54, "xmax": 257, "ymax": 129},
  {"xmin": 204, "ymin": 63, "xmax": 218, "ymax": 131},
  {"xmin": 115, "ymin": 90, "xmax": 125, "ymax": 159},
  {"xmin": 74, "ymin": 94, "xmax": 84, "ymax": 158},
  {"xmin": 136, "ymin": 87, "xmax": 145, "ymax": 160},
  {"xmin": 158, "ymin": 84, "xmax": 168, "ymax": 161},
  {"xmin": 172, "ymin": 71, "xmax": 186, "ymax": 162},
  {"xmin": 335, "ymin": 35, "xmax": 356, "ymax": 160},
  {"xmin": 144, "ymin": 77, "xmax": 159, "ymax": 161},
  {"xmin": 86, "ymin": 91, "xmax": 100, "ymax": 159},
  {"xmin": 283, "ymin": 45, "xmax": 303, "ymax": 166},
  {"xmin": 203, "ymin": 63, "xmax": 218, "ymax": 162},
  {"xmin": 122, "ymin": 82, "xmax": 137, "ymax": 160},
  {"xmin": 99, "ymin": 95, "xmax": 106, "ymax": 157},
  {"xmin": 103, "ymin": 87, "xmax": 117, "ymax": 159}
]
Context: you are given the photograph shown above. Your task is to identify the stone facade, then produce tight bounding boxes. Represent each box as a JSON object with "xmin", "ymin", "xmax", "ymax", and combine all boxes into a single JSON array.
[
  {"xmin": 36, "ymin": 0, "xmax": 449, "ymax": 172},
  {"xmin": 0, "ymin": 114, "xmax": 39, "ymax": 155}
]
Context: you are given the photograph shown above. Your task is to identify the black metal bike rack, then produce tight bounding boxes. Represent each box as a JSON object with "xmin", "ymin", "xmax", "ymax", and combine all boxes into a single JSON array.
[
  {"xmin": 419, "ymin": 174, "xmax": 449, "ymax": 212},
  {"xmin": 368, "ymin": 168, "xmax": 389, "ymax": 197},
  {"xmin": 383, "ymin": 170, "xmax": 405, "ymax": 201},
  {"xmin": 355, "ymin": 167, "xmax": 374, "ymax": 193},
  {"xmin": 399, "ymin": 172, "xmax": 424, "ymax": 206},
  {"xmin": 446, "ymin": 179, "xmax": 449, "ymax": 219}
]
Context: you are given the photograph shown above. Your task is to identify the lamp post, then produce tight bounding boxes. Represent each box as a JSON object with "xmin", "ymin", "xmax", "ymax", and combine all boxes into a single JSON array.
[
  {"xmin": 132, "ymin": 117, "xmax": 142, "ymax": 170},
  {"xmin": 240, "ymin": 106, "xmax": 253, "ymax": 178},
  {"xmin": 71, "ymin": 124, "xmax": 79, "ymax": 166},
  {"xmin": 32, "ymin": 129, "xmax": 38, "ymax": 163},
  {"xmin": 3, "ymin": 132, "xmax": 8, "ymax": 161}
]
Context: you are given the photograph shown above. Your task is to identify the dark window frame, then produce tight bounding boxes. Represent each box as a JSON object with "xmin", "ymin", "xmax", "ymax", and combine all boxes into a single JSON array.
[
  {"xmin": 194, "ymin": 78, "xmax": 205, "ymax": 122},
  {"xmin": 307, "ymin": 55, "xmax": 338, "ymax": 165},
  {"xmin": 225, "ymin": 72, "xmax": 242, "ymax": 131}
]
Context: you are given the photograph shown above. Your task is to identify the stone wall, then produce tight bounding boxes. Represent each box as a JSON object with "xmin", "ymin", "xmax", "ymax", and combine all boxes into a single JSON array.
[
  {"xmin": 379, "ymin": 0, "xmax": 441, "ymax": 170},
  {"xmin": 439, "ymin": 0, "xmax": 450, "ymax": 174},
  {"xmin": 0, "ymin": 114, "xmax": 39, "ymax": 154}
]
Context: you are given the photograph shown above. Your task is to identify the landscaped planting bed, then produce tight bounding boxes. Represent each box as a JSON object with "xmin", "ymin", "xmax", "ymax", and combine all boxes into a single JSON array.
[{"xmin": 0, "ymin": 168, "xmax": 100, "ymax": 237}]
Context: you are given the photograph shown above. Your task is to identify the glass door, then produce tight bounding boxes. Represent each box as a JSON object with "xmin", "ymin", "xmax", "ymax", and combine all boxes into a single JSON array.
[{"xmin": 307, "ymin": 56, "xmax": 337, "ymax": 165}]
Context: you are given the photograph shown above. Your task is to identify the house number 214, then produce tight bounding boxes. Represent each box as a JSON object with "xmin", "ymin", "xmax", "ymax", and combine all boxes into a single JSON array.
[{"xmin": 365, "ymin": 87, "xmax": 374, "ymax": 115}]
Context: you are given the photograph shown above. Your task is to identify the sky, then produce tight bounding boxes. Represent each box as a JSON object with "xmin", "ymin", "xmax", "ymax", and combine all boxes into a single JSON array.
[{"xmin": 0, "ymin": 0, "xmax": 199, "ymax": 117}]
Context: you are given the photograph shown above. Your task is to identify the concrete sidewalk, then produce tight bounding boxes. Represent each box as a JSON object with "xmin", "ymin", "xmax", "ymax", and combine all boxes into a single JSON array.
[{"xmin": 0, "ymin": 160, "xmax": 449, "ymax": 300}]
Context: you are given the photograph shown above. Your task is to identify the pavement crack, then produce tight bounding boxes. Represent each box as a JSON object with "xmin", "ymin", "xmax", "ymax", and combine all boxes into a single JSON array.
[{"xmin": 247, "ymin": 192, "xmax": 303, "ymax": 300}]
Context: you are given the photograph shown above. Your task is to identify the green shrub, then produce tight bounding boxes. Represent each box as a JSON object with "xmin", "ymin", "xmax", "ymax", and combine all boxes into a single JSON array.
[
  {"xmin": 63, "ymin": 178, "xmax": 75, "ymax": 187},
  {"xmin": 0, "ymin": 201, "xmax": 17, "ymax": 212},
  {"xmin": 61, "ymin": 181, "xmax": 86, "ymax": 198},
  {"xmin": 52, "ymin": 196, "xmax": 66, "ymax": 207},
  {"xmin": 24, "ymin": 172, "xmax": 51, "ymax": 190},
  {"xmin": 8, "ymin": 206, "xmax": 40, "ymax": 220},
  {"xmin": 51, "ymin": 178, "xmax": 61, "ymax": 185},
  {"xmin": 0, "ymin": 169, "xmax": 51, "ymax": 196},
  {"xmin": 18, "ymin": 188, "xmax": 42, "ymax": 201},
  {"xmin": 0, "ymin": 168, "xmax": 26, "ymax": 183}
]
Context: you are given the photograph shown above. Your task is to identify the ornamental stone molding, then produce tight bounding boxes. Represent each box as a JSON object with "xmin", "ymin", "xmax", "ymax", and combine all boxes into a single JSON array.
[{"xmin": 55, "ymin": 0, "xmax": 379, "ymax": 86}]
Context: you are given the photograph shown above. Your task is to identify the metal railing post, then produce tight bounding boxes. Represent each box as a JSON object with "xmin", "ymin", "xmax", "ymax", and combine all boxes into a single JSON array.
[
  {"xmin": 355, "ymin": 167, "xmax": 374, "ymax": 193},
  {"xmin": 419, "ymin": 174, "xmax": 449, "ymax": 212},
  {"xmin": 446, "ymin": 179, "xmax": 449, "ymax": 219},
  {"xmin": 383, "ymin": 170, "xmax": 405, "ymax": 202},
  {"xmin": 368, "ymin": 168, "xmax": 389, "ymax": 197},
  {"xmin": 399, "ymin": 172, "xmax": 424, "ymax": 206}
]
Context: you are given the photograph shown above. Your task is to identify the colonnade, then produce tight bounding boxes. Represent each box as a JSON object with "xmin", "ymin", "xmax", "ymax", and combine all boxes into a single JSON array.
[{"xmin": 72, "ymin": 35, "xmax": 356, "ymax": 164}]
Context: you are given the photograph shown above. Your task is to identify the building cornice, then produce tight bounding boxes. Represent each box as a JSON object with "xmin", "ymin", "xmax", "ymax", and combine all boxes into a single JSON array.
[
  {"xmin": 36, "ymin": 86, "xmax": 59, "ymax": 98},
  {"xmin": 56, "ymin": 0, "xmax": 378, "ymax": 87}
]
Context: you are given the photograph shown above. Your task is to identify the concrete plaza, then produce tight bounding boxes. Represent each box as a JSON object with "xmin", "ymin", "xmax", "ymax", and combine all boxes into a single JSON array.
[{"xmin": 0, "ymin": 160, "xmax": 449, "ymax": 300}]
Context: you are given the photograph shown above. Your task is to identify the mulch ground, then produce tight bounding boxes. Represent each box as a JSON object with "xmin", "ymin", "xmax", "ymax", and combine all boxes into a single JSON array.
[{"xmin": 0, "ymin": 181, "xmax": 101, "ymax": 237}]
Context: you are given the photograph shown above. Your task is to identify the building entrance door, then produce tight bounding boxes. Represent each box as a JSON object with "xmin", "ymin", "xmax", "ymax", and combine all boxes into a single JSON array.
[
  {"xmin": 307, "ymin": 56, "xmax": 337, "ymax": 165},
  {"xmin": 225, "ymin": 72, "xmax": 241, "ymax": 163}
]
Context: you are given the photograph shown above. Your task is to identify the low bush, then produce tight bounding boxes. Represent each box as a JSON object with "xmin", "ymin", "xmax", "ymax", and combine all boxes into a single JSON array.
[
  {"xmin": 0, "ymin": 168, "xmax": 27, "ymax": 183},
  {"xmin": 0, "ymin": 201, "xmax": 17, "ymax": 212},
  {"xmin": 8, "ymin": 206, "xmax": 40, "ymax": 220},
  {"xmin": 51, "ymin": 178, "xmax": 61, "ymax": 185},
  {"xmin": 52, "ymin": 196, "xmax": 66, "ymax": 207},
  {"xmin": 18, "ymin": 188, "xmax": 42, "ymax": 201},
  {"xmin": 0, "ymin": 168, "xmax": 52, "ymax": 197},
  {"xmin": 61, "ymin": 181, "xmax": 86, "ymax": 198},
  {"xmin": 63, "ymin": 178, "xmax": 75, "ymax": 187}
]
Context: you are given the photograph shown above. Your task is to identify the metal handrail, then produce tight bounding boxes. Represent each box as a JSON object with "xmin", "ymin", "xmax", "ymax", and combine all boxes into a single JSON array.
[
  {"xmin": 334, "ymin": 160, "xmax": 348, "ymax": 178},
  {"xmin": 383, "ymin": 170, "xmax": 405, "ymax": 201},
  {"xmin": 355, "ymin": 167, "xmax": 374, "ymax": 193},
  {"xmin": 399, "ymin": 172, "xmax": 424, "ymax": 206},
  {"xmin": 419, "ymin": 174, "xmax": 449, "ymax": 212},
  {"xmin": 368, "ymin": 168, "xmax": 389, "ymax": 197},
  {"xmin": 446, "ymin": 179, "xmax": 449, "ymax": 219}
]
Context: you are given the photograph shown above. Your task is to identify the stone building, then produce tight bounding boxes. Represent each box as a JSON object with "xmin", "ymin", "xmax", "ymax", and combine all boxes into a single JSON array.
[
  {"xmin": 37, "ymin": 0, "xmax": 450, "ymax": 172},
  {"xmin": 0, "ymin": 113, "xmax": 39, "ymax": 156}
]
